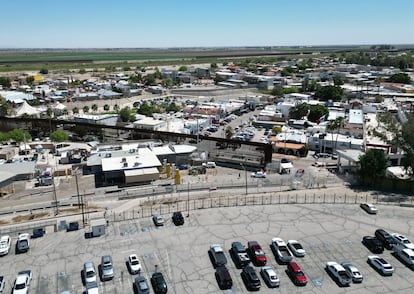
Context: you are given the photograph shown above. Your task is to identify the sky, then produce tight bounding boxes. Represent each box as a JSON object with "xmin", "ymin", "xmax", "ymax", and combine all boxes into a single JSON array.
[{"xmin": 1, "ymin": 0, "xmax": 413, "ymax": 48}]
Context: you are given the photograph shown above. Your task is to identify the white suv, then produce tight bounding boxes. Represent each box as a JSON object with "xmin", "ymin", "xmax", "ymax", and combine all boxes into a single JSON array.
[{"xmin": 391, "ymin": 233, "xmax": 414, "ymax": 250}]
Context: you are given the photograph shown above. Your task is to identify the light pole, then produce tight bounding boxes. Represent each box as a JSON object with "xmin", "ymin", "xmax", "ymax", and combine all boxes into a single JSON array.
[
  {"xmin": 187, "ymin": 181, "xmax": 190, "ymax": 217},
  {"xmin": 240, "ymin": 163, "xmax": 247, "ymax": 195}
]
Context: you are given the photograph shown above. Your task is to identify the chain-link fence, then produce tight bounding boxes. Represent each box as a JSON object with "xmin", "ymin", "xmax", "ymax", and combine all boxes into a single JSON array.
[{"xmin": 108, "ymin": 190, "xmax": 413, "ymax": 223}]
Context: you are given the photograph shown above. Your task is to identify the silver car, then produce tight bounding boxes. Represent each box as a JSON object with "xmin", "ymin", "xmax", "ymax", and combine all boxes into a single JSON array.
[
  {"xmin": 260, "ymin": 266, "xmax": 279, "ymax": 288},
  {"xmin": 341, "ymin": 261, "xmax": 363, "ymax": 283},
  {"xmin": 100, "ymin": 255, "xmax": 114, "ymax": 281},
  {"xmin": 83, "ymin": 261, "xmax": 97, "ymax": 284}
]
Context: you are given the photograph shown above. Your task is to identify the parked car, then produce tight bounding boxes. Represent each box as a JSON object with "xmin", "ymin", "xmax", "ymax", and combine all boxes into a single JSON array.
[
  {"xmin": 150, "ymin": 272, "xmax": 168, "ymax": 294},
  {"xmin": 12, "ymin": 270, "xmax": 32, "ymax": 294},
  {"xmin": 100, "ymin": 255, "xmax": 114, "ymax": 281},
  {"xmin": 214, "ymin": 266, "xmax": 233, "ymax": 290},
  {"xmin": 287, "ymin": 240, "xmax": 306, "ymax": 257},
  {"xmin": 31, "ymin": 228, "xmax": 45, "ymax": 239},
  {"xmin": 0, "ymin": 276, "xmax": 4, "ymax": 293},
  {"xmin": 251, "ymin": 171, "xmax": 266, "ymax": 178},
  {"xmin": 152, "ymin": 215, "xmax": 165, "ymax": 226},
  {"xmin": 127, "ymin": 254, "xmax": 142, "ymax": 274},
  {"xmin": 133, "ymin": 275, "xmax": 150, "ymax": 294},
  {"xmin": 340, "ymin": 261, "xmax": 363, "ymax": 283},
  {"xmin": 240, "ymin": 265, "xmax": 261, "ymax": 291},
  {"xmin": 360, "ymin": 203, "xmax": 378, "ymax": 214},
  {"xmin": 367, "ymin": 255, "xmax": 394, "ymax": 276},
  {"xmin": 375, "ymin": 229, "xmax": 395, "ymax": 250},
  {"xmin": 393, "ymin": 245, "xmax": 414, "ymax": 269},
  {"xmin": 16, "ymin": 233, "xmax": 30, "ymax": 254},
  {"xmin": 67, "ymin": 221, "xmax": 79, "ymax": 232},
  {"xmin": 247, "ymin": 241, "xmax": 267, "ymax": 266},
  {"xmin": 286, "ymin": 261, "xmax": 307, "ymax": 286},
  {"xmin": 209, "ymin": 244, "xmax": 227, "ymax": 268},
  {"xmin": 229, "ymin": 241, "xmax": 250, "ymax": 268},
  {"xmin": 270, "ymin": 237, "xmax": 293, "ymax": 264},
  {"xmin": 202, "ymin": 161, "xmax": 216, "ymax": 168},
  {"xmin": 172, "ymin": 211, "xmax": 184, "ymax": 226},
  {"xmin": 325, "ymin": 261, "xmax": 352, "ymax": 287},
  {"xmin": 83, "ymin": 261, "xmax": 97, "ymax": 284},
  {"xmin": 391, "ymin": 233, "xmax": 414, "ymax": 250},
  {"xmin": 0, "ymin": 235, "xmax": 11, "ymax": 256},
  {"xmin": 362, "ymin": 236, "xmax": 384, "ymax": 253},
  {"xmin": 260, "ymin": 266, "xmax": 280, "ymax": 288},
  {"xmin": 85, "ymin": 281, "xmax": 99, "ymax": 294},
  {"xmin": 177, "ymin": 164, "xmax": 188, "ymax": 170}
]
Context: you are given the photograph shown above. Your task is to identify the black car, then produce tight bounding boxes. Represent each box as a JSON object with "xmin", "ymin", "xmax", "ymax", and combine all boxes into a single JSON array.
[
  {"xmin": 151, "ymin": 272, "xmax": 168, "ymax": 294},
  {"xmin": 67, "ymin": 221, "xmax": 79, "ymax": 232},
  {"xmin": 172, "ymin": 211, "xmax": 184, "ymax": 226},
  {"xmin": 31, "ymin": 228, "xmax": 45, "ymax": 238},
  {"xmin": 215, "ymin": 266, "xmax": 233, "ymax": 290},
  {"xmin": 375, "ymin": 229, "xmax": 395, "ymax": 250},
  {"xmin": 362, "ymin": 236, "xmax": 384, "ymax": 253},
  {"xmin": 241, "ymin": 265, "xmax": 261, "ymax": 291}
]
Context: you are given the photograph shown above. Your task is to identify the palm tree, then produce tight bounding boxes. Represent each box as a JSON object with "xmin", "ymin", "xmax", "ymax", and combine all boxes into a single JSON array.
[
  {"xmin": 334, "ymin": 117, "xmax": 345, "ymax": 151},
  {"xmin": 103, "ymin": 104, "xmax": 110, "ymax": 111},
  {"xmin": 72, "ymin": 107, "xmax": 79, "ymax": 114},
  {"xmin": 83, "ymin": 105, "xmax": 89, "ymax": 113},
  {"xmin": 91, "ymin": 104, "xmax": 98, "ymax": 113}
]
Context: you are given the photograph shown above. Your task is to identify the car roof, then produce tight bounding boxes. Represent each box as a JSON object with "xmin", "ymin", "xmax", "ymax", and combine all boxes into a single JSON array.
[
  {"xmin": 232, "ymin": 242, "xmax": 245, "ymax": 251},
  {"xmin": 289, "ymin": 261, "xmax": 302, "ymax": 271}
]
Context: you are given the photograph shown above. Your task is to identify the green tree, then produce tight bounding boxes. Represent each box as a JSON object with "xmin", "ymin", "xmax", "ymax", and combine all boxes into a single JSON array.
[
  {"xmin": 283, "ymin": 87, "xmax": 299, "ymax": 94},
  {"xmin": 72, "ymin": 107, "xmax": 79, "ymax": 114},
  {"xmin": 225, "ymin": 126, "xmax": 234, "ymax": 139},
  {"xmin": 333, "ymin": 77, "xmax": 344, "ymax": 86},
  {"xmin": 103, "ymin": 104, "xmax": 110, "ymax": 111},
  {"xmin": 91, "ymin": 104, "xmax": 98, "ymax": 112},
  {"xmin": 210, "ymin": 63, "xmax": 218, "ymax": 70},
  {"xmin": 0, "ymin": 96, "xmax": 11, "ymax": 117},
  {"xmin": 8, "ymin": 129, "xmax": 31, "ymax": 143},
  {"xmin": 39, "ymin": 68, "xmax": 48, "ymax": 74},
  {"xmin": 178, "ymin": 65, "xmax": 188, "ymax": 71},
  {"xmin": 26, "ymin": 76, "xmax": 35, "ymax": 85},
  {"xmin": 289, "ymin": 103, "xmax": 309, "ymax": 119},
  {"xmin": 79, "ymin": 69, "xmax": 86, "ymax": 74},
  {"xmin": 166, "ymin": 102, "xmax": 180, "ymax": 113},
  {"xmin": 358, "ymin": 149, "xmax": 388, "ymax": 185},
  {"xmin": 271, "ymin": 85, "xmax": 284, "ymax": 97},
  {"xmin": 213, "ymin": 75, "xmax": 225, "ymax": 84},
  {"xmin": 113, "ymin": 104, "xmax": 119, "ymax": 112},
  {"xmin": 46, "ymin": 106, "xmax": 53, "ymax": 118},
  {"xmin": 83, "ymin": 105, "xmax": 89, "ymax": 113},
  {"xmin": 119, "ymin": 107, "xmax": 131, "ymax": 122},
  {"xmin": 50, "ymin": 130, "xmax": 68, "ymax": 142},
  {"xmin": 388, "ymin": 73, "xmax": 411, "ymax": 84},
  {"xmin": 315, "ymin": 85, "xmax": 344, "ymax": 101},
  {"xmin": 308, "ymin": 104, "xmax": 329, "ymax": 123},
  {"xmin": 272, "ymin": 126, "xmax": 282, "ymax": 134},
  {"xmin": 0, "ymin": 77, "xmax": 11, "ymax": 88},
  {"xmin": 0, "ymin": 132, "xmax": 9, "ymax": 142}
]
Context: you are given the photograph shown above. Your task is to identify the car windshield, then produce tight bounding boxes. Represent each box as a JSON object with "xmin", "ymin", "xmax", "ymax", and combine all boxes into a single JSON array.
[
  {"xmin": 86, "ymin": 270, "xmax": 95, "ymax": 278},
  {"xmin": 19, "ymin": 240, "xmax": 28, "ymax": 246},
  {"xmin": 293, "ymin": 243, "xmax": 303, "ymax": 249},
  {"xmin": 15, "ymin": 283, "xmax": 26, "ymax": 290},
  {"xmin": 103, "ymin": 264, "xmax": 112, "ymax": 270},
  {"xmin": 131, "ymin": 259, "xmax": 139, "ymax": 265},
  {"xmin": 139, "ymin": 281, "xmax": 149, "ymax": 290},
  {"xmin": 0, "ymin": 242, "xmax": 6, "ymax": 248},
  {"xmin": 295, "ymin": 271, "xmax": 305, "ymax": 277},
  {"xmin": 255, "ymin": 250, "xmax": 264, "ymax": 257},
  {"xmin": 378, "ymin": 258, "xmax": 387, "ymax": 264},
  {"xmin": 384, "ymin": 265, "xmax": 392, "ymax": 269},
  {"xmin": 403, "ymin": 239, "xmax": 411, "ymax": 244}
]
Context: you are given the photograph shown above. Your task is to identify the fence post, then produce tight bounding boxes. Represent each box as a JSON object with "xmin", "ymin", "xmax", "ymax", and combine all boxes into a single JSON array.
[
  {"xmin": 334, "ymin": 193, "xmax": 336, "ymax": 204},
  {"xmin": 365, "ymin": 194, "xmax": 368, "ymax": 202},
  {"xmin": 305, "ymin": 193, "xmax": 307, "ymax": 204},
  {"xmin": 344, "ymin": 193, "xmax": 346, "ymax": 204},
  {"xmin": 355, "ymin": 194, "xmax": 357, "ymax": 204},
  {"xmin": 296, "ymin": 193, "xmax": 298, "ymax": 203},
  {"xmin": 323, "ymin": 193, "xmax": 326, "ymax": 203}
]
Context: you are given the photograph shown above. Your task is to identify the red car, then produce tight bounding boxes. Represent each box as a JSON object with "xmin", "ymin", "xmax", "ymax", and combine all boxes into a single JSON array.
[
  {"xmin": 247, "ymin": 241, "xmax": 267, "ymax": 266},
  {"xmin": 287, "ymin": 261, "xmax": 307, "ymax": 286}
]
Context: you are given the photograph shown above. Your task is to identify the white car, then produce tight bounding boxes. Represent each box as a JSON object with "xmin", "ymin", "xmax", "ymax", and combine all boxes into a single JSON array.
[
  {"xmin": 325, "ymin": 261, "xmax": 352, "ymax": 287},
  {"xmin": 260, "ymin": 266, "xmax": 279, "ymax": 288},
  {"xmin": 367, "ymin": 255, "xmax": 394, "ymax": 276},
  {"xmin": 83, "ymin": 261, "xmax": 97, "ymax": 284},
  {"xmin": 0, "ymin": 235, "xmax": 11, "ymax": 256},
  {"xmin": 287, "ymin": 240, "xmax": 306, "ymax": 257},
  {"xmin": 341, "ymin": 261, "xmax": 363, "ymax": 283},
  {"xmin": 127, "ymin": 254, "xmax": 142, "ymax": 274},
  {"xmin": 152, "ymin": 215, "xmax": 165, "ymax": 226},
  {"xmin": 360, "ymin": 203, "xmax": 378, "ymax": 214},
  {"xmin": 391, "ymin": 233, "xmax": 414, "ymax": 250},
  {"xmin": 251, "ymin": 171, "xmax": 266, "ymax": 178},
  {"xmin": 12, "ymin": 271, "xmax": 32, "ymax": 294}
]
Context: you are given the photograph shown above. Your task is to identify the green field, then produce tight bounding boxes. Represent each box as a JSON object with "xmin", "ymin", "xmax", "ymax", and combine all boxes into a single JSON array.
[{"xmin": 0, "ymin": 46, "xmax": 372, "ymax": 72}]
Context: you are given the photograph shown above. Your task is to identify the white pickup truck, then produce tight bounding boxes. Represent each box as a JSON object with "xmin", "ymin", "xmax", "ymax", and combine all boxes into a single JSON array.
[{"xmin": 12, "ymin": 271, "xmax": 32, "ymax": 294}]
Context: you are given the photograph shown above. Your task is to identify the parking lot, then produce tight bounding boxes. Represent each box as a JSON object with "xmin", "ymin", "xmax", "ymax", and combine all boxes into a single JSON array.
[{"xmin": 2, "ymin": 202, "xmax": 414, "ymax": 293}]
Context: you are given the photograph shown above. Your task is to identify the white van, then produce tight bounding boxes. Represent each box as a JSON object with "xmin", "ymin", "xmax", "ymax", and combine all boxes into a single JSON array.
[
  {"xmin": 393, "ymin": 245, "xmax": 414, "ymax": 269},
  {"xmin": 202, "ymin": 161, "xmax": 216, "ymax": 168}
]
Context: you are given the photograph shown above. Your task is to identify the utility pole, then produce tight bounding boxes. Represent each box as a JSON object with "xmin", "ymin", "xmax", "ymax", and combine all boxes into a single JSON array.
[
  {"xmin": 187, "ymin": 182, "xmax": 190, "ymax": 217},
  {"xmin": 240, "ymin": 163, "xmax": 248, "ymax": 195},
  {"xmin": 75, "ymin": 171, "xmax": 81, "ymax": 208}
]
